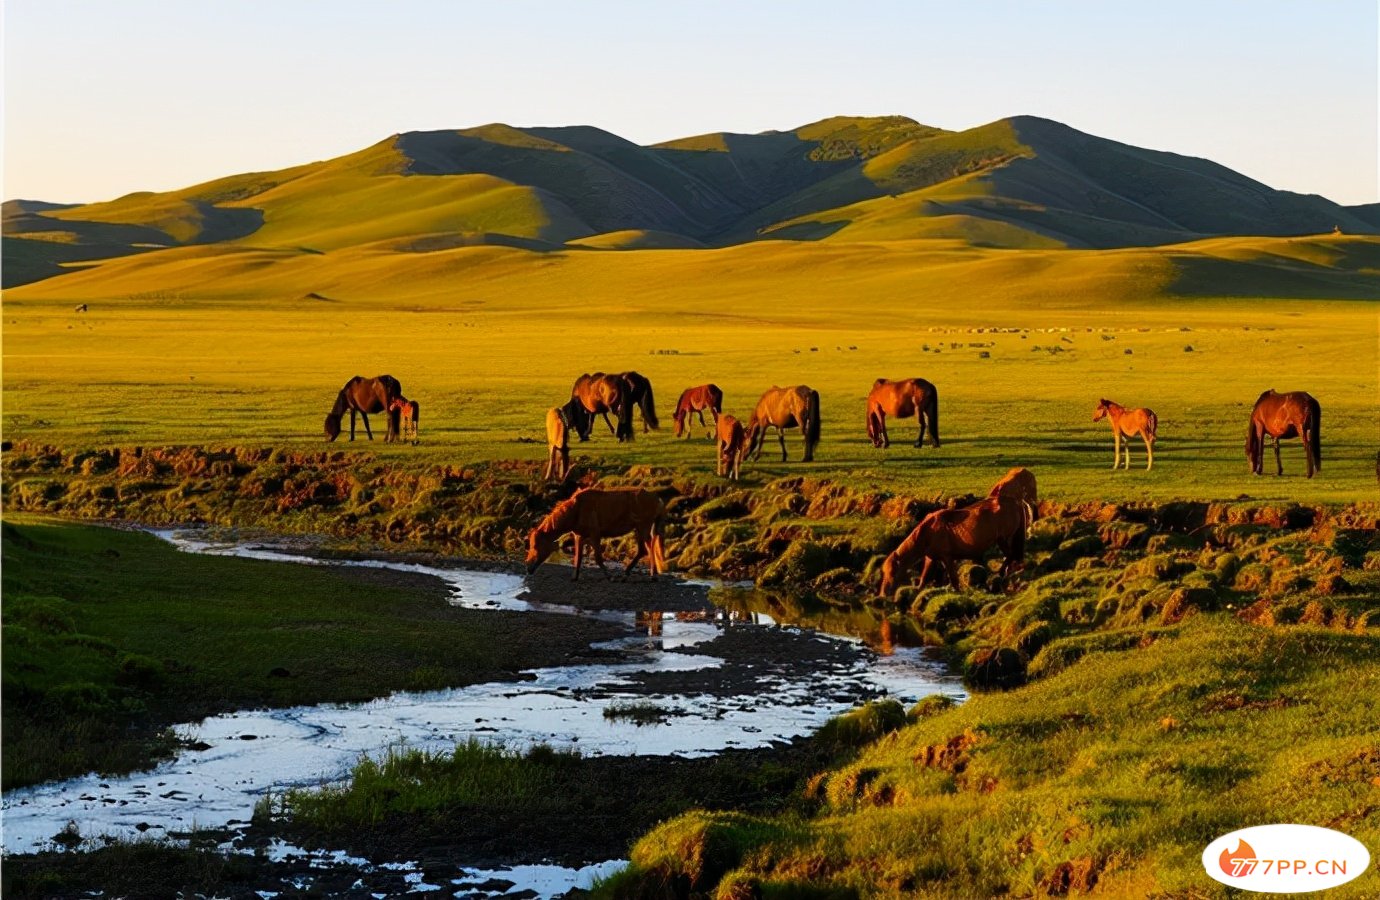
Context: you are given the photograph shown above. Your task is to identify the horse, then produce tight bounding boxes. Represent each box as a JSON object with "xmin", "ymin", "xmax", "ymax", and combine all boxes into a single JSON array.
[
  {"xmin": 988, "ymin": 467, "xmax": 1038, "ymax": 518},
  {"xmin": 866, "ymin": 378, "xmax": 939, "ymax": 449},
  {"xmin": 1247, "ymin": 390, "xmax": 1321, "ymax": 478},
  {"xmin": 716, "ymin": 414, "xmax": 747, "ymax": 480},
  {"xmin": 570, "ymin": 373, "xmax": 634, "ymax": 442},
  {"xmin": 673, "ymin": 384, "xmax": 723, "ymax": 438},
  {"xmin": 544, "ymin": 403, "xmax": 578, "ymax": 482},
  {"xmin": 388, "ymin": 396, "xmax": 420, "ymax": 445},
  {"xmin": 616, "ymin": 371, "xmax": 660, "ymax": 434},
  {"xmin": 746, "ymin": 386, "xmax": 821, "ymax": 463},
  {"xmin": 878, "ymin": 495, "xmax": 1032, "ymax": 596},
  {"xmin": 525, "ymin": 487, "xmax": 667, "ymax": 581},
  {"xmin": 325, "ymin": 375, "xmax": 402, "ymax": 442},
  {"xmin": 1093, "ymin": 399, "xmax": 1157, "ymax": 471}
]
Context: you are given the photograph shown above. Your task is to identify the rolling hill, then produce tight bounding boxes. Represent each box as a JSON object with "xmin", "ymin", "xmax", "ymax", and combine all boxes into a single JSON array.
[{"xmin": 4, "ymin": 114, "xmax": 1376, "ymax": 287}]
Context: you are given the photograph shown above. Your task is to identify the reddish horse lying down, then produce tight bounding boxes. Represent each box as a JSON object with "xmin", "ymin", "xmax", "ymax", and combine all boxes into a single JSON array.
[
  {"xmin": 879, "ymin": 491, "xmax": 1033, "ymax": 596},
  {"xmin": 526, "ymin": 487, "xmax": 667, "ymax": 581}
]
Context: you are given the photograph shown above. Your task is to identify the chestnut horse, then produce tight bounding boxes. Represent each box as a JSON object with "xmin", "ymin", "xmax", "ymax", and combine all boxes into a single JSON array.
[
  {"xmin": 325, "ymin": 375, "xmax": 402, "ymax": 442},
  {"xmin": 1093, "ymin": 399, "xmax": 1157, "ymax": 471},
  {"xmin": 988, "ymin": 467, "xmax": 1037, "ymax": 516},
  {"xmin": 388, "ymin": 396, "xmax": 421, "ymax": 445},
  {"xmin": 746, "ymin": 386, "xmax": 821, "ymax": 462},
  {"xmin": 716, "ymin": 414, "xmax": 747, "ymax": 480},
  {"xmin": 1247, "ymin": 389, "xmax": 1321, "ymax": 478},
  {"xmin": 673, "ymin": 384, "xmax": 723, "ymax": 438},
  {"xmin": 878, "ymin": 495, "xmax": 1031, "ymax": 596},
  {"xmin": 525, "ymin": 487, "xmax": 667, "ymax": 580},
  {"xmin": 867, "ymin": 378, "xmax": 939, "ymax": 449},
  {"xmin": 571, "ymin": 373, "xmax": 634, "ymax": 442}
]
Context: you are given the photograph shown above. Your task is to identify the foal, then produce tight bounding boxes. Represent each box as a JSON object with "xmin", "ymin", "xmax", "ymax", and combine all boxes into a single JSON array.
[
  {"xmin": 1093, "ymin": 399, "xmax": 1157, "ymax": 471},
  {"xmin": 389, "ymin": 396, "xmax": 420, "ymax": 444}
]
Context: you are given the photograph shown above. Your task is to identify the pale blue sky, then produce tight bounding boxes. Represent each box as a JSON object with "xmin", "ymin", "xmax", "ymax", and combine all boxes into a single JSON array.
[{"xmin": 4, "ymin": 0, "xmax": 1376, "ymax": 205}]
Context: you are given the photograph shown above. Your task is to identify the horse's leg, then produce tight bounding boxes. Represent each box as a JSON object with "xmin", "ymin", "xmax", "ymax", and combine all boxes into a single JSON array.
[
  {"xmin": 544, "ymin": 448, "xmax": 554, "ymax": 481},
  {"xmin": 592, "ymin": 539, "xmax": 612, "ymax": 579},
  {"xmin": 1304, "ymin": 427, "xmax": 1315, "ymax": 478},
  {"xmin": 601, "ymin": 411, "xmax": 616, "ymax": 437},
  {"xmin": 778, "ymin": 428, "xmax": 788, "ymax": 463},
  {"xmin": 624, "ymin": 534, "xmax": 647, "ymax": 580},
  {"xmin": 571, "ymin": 537, "xmax": 584, "ymax": 581},
  {"xmin": 1123, "ymin": 430, "xmax": 1133, "ymax": 470},
  {"xmin": 361, "ymin": 412, "xmax": 374, "ymax": 441},
  {"xmin": 1143, "ymin": 431, "xmax": 1154, "ymax": 471},
  {"xmin": 349, "ymin": 409, "xmax": 357, "ymax": 441},
  {"xmin": 944, "ymin": 553, "xmax": 961, "ymax": 591},
  {"xmin": 560, "ymin": 448, "xmax": 570, "ymax": 481},
  {"xmin": 914, "ymin": 409, "xmax": 925, "ymax": 449},
  {"xmin": 917, "ymin": 557, "xmax": 934, "ymax": 589},
  {"xmin": 1273, "ymin": 436, "xmax": 1283, "ymax": 476},
  {"xmin": 1111, "ymin": 428, "xmax": 1121, "ymax": 469}
]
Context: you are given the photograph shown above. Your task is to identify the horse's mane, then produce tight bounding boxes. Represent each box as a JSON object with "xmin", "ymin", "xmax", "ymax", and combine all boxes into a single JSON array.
[{"xmin": 537, "ymin": 497, "xmax": 579, "ymax": 533}]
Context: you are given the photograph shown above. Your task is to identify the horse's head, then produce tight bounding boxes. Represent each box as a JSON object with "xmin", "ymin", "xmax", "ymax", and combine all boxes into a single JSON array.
[
  {"xmin": 324, "ymin": 413, "xmax": 343, "ymax": 442},
  {"xmin": 1092, "ymin": 400, "xmax": 1110, "ymax": 422},
  {"xmin": 879, "ymin": 553, "xmax": 902, "ymax": 598},
  {"xmin": 866, "ymin": 410, "xmax": 883, "ymax": 447},
  {"xmin": 1245, "ymin": 422, "xmax": 1261, "ymax": 473},
  {"xmin": 525, "ymin": 523, "xmax": 559, "ymax": 574}
]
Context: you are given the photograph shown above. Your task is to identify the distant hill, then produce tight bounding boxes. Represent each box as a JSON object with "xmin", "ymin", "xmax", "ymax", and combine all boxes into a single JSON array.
[{"xmin": 5, "ymin": 114, "xmax": 1375, "ymax": 287}]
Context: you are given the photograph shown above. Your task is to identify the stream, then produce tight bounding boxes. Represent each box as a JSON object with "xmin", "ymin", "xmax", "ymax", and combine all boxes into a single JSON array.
[{"xmin": 1, "ymin": 528, "xmax": 964, "ymax": 896}]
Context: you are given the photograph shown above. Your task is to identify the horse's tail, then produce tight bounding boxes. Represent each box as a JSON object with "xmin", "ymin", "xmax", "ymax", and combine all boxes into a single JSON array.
[
  {"xmin": 925, "ymin": 384, "xmax": 940, "ymax": 447},
  {"xmin": 1147, "ymin": 410, "xmax": 1158, "ymax": 439},
  {"xmin": 638, "ymin": 378, "xmax": 659, "ymax": 430},
  {"xmin": 805, "ymin": 389, "xmax": 821, "ymax": 459},
  {"xmin": 1245, "ymin": 417, "xmax": 1260, "ymax": 472},
  {"xmin": 866, "ymin": 401, "xmax": 878, "ymax": 446},
  {"xmin": 1308, "ymin": 396, "xmax": 1322, "ymax": 472},
  {"xmin": 709, "ymin": 384, "xmax": 724, "ymax": 415}
]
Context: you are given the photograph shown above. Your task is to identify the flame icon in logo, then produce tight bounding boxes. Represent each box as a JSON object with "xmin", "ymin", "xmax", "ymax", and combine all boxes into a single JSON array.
[{"xmin": 1219, "ymin": 839, "xmax": 1258, "ymax": 877}]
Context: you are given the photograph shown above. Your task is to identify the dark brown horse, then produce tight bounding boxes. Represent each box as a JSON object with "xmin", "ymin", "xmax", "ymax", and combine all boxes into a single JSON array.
[
  {"xmin": 1247, "ymin": 390, "xmax": 1321, "ymax": 478},
  {"xmin": 571, "ymin": 373, "xmax": 634, "ymax": 442},
  {"xmin": 617, "ymin": 371, "xmax": 660, "ymax": 434},
  {"xmin": 878, "ymin": 495, "xmax": 1031, "ymax": 596},
  {"xmin": 673, "ymin": 384, "xmax": 723, "ymax": 438},
  {"xmin": 866, "ymin": 378, "xmax": 939, "ymax": 449},
  {"xmin": 525, "ymin": 487, "xmax": 667, "ymax": 580},
  {"xmin": 325, "ymin": 375, "xmax": 402, "ymax": 442},
  {"xmin": 389, "ymin": 396, "xmax": 421, "ymax": 445},
  {"xmin": 746, "ymin": 386, "xmax": 821, "ymax": 462}
]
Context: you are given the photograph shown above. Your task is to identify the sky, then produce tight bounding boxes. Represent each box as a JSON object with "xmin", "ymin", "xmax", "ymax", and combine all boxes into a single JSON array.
[{"xmin": 4, "ymin": 0, "xmax": 1377, "ymax": 206}]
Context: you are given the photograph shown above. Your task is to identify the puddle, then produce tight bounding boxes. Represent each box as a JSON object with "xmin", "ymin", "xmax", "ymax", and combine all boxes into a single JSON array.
[{"xmin": 2, "ymin": 528, "xmax": 964, "ymax": 886}]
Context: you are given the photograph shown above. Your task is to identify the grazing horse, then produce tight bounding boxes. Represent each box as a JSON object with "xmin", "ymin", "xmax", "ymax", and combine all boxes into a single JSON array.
[
  {"xmin": 543, "ymin": 402, "xmax": 581, "ymax": 482},
  {"xmin": 1247, "ymin": 390, "xmax": 1321, "ymax": 478},
  {"xmin": 988, "ymin": 467, "xmax": 1038, "ymax": 518},
  {"xmin": 866, "ymin": 378, "xmax": 940, "ymax": 449},
  {"xmin": 1093, "ymin": 399, "xmax": 1158, "ymax": 471},
  {"xmin": 525, "ymin": 487, "xmax": 667, "ymax": 581},
  {"xmin": 746, "ymin": 386, "xmax": 821, "ymax": 463},
  {"xmin": 571, "ymin": 373, "xmax": 635, "ymax": 442},
  {"xmin": 325, "ymin": 375, "xmax": 402, "ymax": 442},
  {"xmin": 388, "ymin": 397, "xmax": 421, "ymax": 445},
  {"xmin": 617, "ymin": 371, "xmax": 660, "ymax": 434},
  {"xmin": 716, "ymin": 414, "xmax": 747, "ymax": 480},
  {"xmin": 673, "ymin": 384, "xmax": 723, "ymax": 438},
  {"xmin": 879, "ymin": 495, "xmax": 1032, "ymax": 596}
]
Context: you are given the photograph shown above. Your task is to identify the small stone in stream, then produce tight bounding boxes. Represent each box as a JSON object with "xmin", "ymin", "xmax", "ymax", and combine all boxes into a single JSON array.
[
  {"xmin": 467, "ymin": 878, "xmax": 516, "ymax": 892},
  {"xmin": 135, "ymin": 822, "xmax": 151, "ymax": 832},
  {"xmin": 186, "ymin": 741, "xmax": 212, "ymax": 752},
  {"xmin": 239, "ymin": 734, "xmax": 258, "ymax": 740}
]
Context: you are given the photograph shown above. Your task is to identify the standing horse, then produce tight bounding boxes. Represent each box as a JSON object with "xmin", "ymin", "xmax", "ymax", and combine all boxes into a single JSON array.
[
  {"xmin": 388, "ymin": 396, "xmax": 421, "ymax": 445},
  {"xmin": 617, "ymin": 371, "xmax": 660, "ymax": 434},
  {"xmin": 324, "ymin": 375, "xmax": 402, "ymax": 442},
  {"xmin": 525, "ymin": 487, "xmax": 667, "ymax": 581},
  {"xmin": 1247, "ymin": 390, "xmax": 1321, "ymax": 478},
  {"xmin": 746, "ymin": 386, "xmax": 821, "ymax": 463},
  {"xmin": 716, "ymin": 414, "xmax": 747, "ymax": 480},
  {"xmin": 571, "ymin": 373, "xmax": 634, "ymax": 442},
  {"xmin": 866, "ymin": 378, "xmax": 940, "ymax": 449},
  {"xmin": 878, "ymin": 495, "xmax": 1031, "ymax": 596},
  {"xmin": 673, "ymin": 384, "xmax": 723, "ymax": 438},
  {"xmin": 544, "ymin": 405, "xmax": 573, "ymax": 482},
  {"xmin": 1093, "ymin": 399, "xmax": 1157, "ymax": 471}
]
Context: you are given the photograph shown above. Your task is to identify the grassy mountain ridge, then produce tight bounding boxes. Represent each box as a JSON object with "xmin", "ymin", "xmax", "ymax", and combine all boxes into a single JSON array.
[{"xmin": 4, "ymin": 114, "xmax": 1375, "ymax": 287}]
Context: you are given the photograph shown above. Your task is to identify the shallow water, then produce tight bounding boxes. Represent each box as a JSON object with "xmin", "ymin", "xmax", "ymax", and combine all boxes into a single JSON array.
[{"xmin": 2, "ymin": 529, "xmax": 963, "ymax": 894}]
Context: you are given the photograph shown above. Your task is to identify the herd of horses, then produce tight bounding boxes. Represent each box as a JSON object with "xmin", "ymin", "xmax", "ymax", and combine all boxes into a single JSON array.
[{"xmin": 323, "ymin": 374, "xmax": 1324, "ymax": 593}]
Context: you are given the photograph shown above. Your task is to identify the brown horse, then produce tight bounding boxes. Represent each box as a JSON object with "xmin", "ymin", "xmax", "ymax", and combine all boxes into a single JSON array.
[
  {"xmin": 746, "ymin": 386, "xmax": 821, "ymax": 462},
  {"xmin": 867, "ymin": 378, "xmax": 939, "ymax": 449},
  {"xmin": 388, "ymin": 396, "xmax": 420, "ymax": 445},
  {"xmin": 988, "ymin": 467, "xmax": 1038, "ymax": 516},
  {"xmin": 571, "ymin": 373, "xmax": 634, "ymax": 442},
  {"xmin": 1093, "ymin": 399, "xmax": 1157, "ymax": 471},
  {"xmin": 525, "ymin": 487, "xmax": 667, "ymax": 580},
  {"xmin": 325, "ymin": 375, "xmax": 402, "ymax": 442},
  {"xmin": 1247, "ymin": 390, "xmax": 1321, "ymax": 478},
  {"xmin": 673, "ymin": 384, "xmax": 723, "ymax": 438},
  {"xmin": 716, "ymin": 414, "xmax": 747, "ymax": 480},
  {"xmin": 544, "ymin": 404, "xmax": 576, "ymax": 482},
  {"xmin": 878, "ymin": 495, "xmax": 1031, "ymax": 596},
  {"xmin": 617, "ymin": 371, "xmax": 660, "ymax": 434}
]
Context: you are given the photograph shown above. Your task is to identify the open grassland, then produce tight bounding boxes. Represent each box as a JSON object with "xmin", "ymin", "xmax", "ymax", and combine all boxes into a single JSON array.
[{"xmin": 4, "ymin": 236, "xmax": 1378, "ymax": 506}]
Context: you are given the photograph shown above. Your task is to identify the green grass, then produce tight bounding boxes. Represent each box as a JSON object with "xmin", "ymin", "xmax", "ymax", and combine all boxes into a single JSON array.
[
  {"xmin": 604, "ymin": 617, "xmax": 1380, "ymax": 899},
  {"xmin": 0, "ymin": 515, "xmax": 620, "ymax": 788}
]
